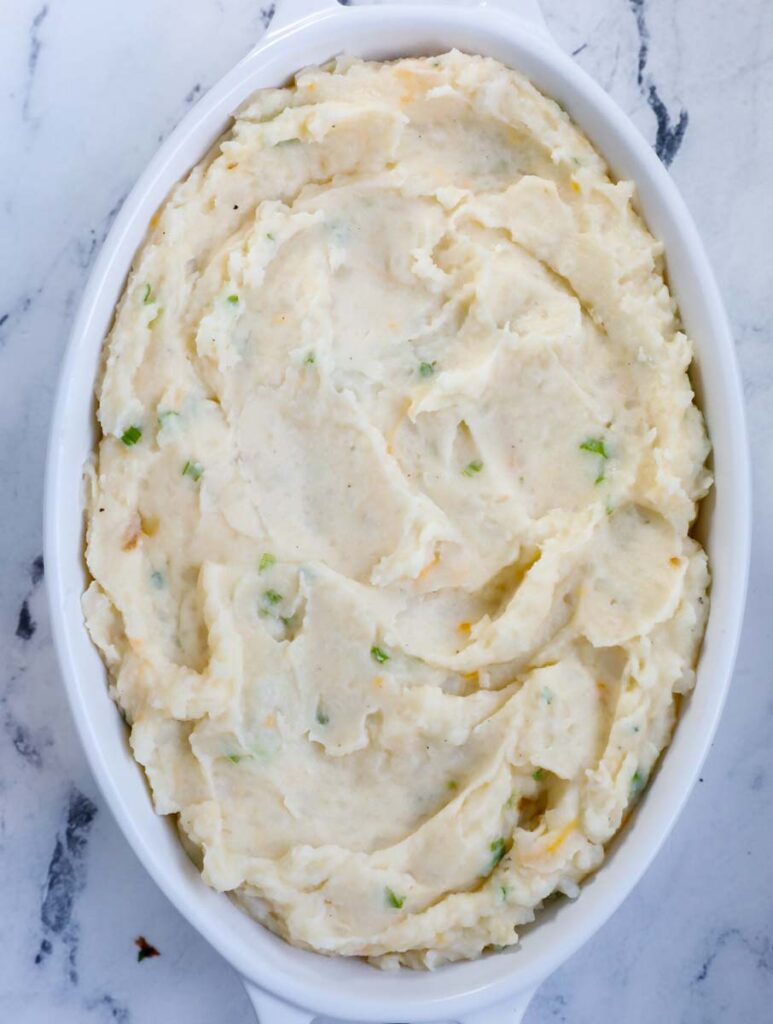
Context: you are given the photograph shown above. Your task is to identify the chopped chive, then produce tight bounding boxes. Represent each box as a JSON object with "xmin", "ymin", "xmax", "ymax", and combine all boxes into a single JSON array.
[
  {"xmin": 532, "ymin": 768, "xmax": 545, "ymax": 782},
  {"xmin": 630, "ymin": 768, "xmax": 647, "ymax": 797},
  {"xmin": 447, "ymin": 779, "xmax": 458, "ymax": 791},
  {"xmin": 226, "ymin": 753, "xmax": 244, "ymax": 764},
  {"xmin": 227, "ymin": 294, "xmax": 239, "ymax": 304},
  {"xmin": 462, "ymin": 459, "xmax": 483, "ymax": 477},
  {"xmin": 142, "ymin": 283, "xmax": 153, "ymax": 304},
  {"xmin": 121, "ymin": 426, "xmax": 142, "ymax": 446},
  {"xmin": 498, "ymin": 884, "xmax": 509, "ymax": 901},
  {"xmin": 371, "ymin": 645, "xmax": 389, "ymax": 664},
  {"xmin": 182, "ymin": 460, "xmax": 203, "ymax": 481},
  {"xmin": 258, "ymin": 552, "xmax": 276, "ymax": 572},
  {"xmin": 150, "ymin": 571, "xmax": 164, "ymax": 589},
  {"xmin": 304, "ymin": 351, "xmax": 316, "ymax": 365},
  {"xmin": 579, "ymin": 437, "xmax": 608, "ymax": 458},
  {"xmin": 266, "ymin": 232, "xmax": 275, "ymax": 241},
  {"xmin": 489, "ymin": 837, "xmax": 506, "ymax": 868},
  {"xmin": 263, "ymin": 589, "xmax": 282, "ymax": 605},
  {"xmin": 595, "ymin": 472, "xmax": 605, "ymax": 485},
  {"xmin": 148, "ymin": 307, "xmax": 164, "ymax": 328},
  {"xmin": 419, "ymin": 360, "xmax": 436, "ymax": 378},
  {"xmin": 385, "ymin": 887, "xmax": 405, "ymax": 909},
  {"xmin": 275, "ymin": 138, "xmax": 300, "ymax": 146},
  {"xmin": 315, "ymin": 703, "xmax": 330, "ymax": 726}
]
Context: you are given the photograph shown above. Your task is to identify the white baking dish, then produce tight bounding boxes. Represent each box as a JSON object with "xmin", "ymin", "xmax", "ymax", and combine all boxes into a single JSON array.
[{"xmin": 44, "ymin": 1, "xmax": 751, "ymax": 1021}]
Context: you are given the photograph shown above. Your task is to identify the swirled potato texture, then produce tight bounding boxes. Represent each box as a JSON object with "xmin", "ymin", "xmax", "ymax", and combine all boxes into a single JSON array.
[{"xmin": 84, "ymin": 51, "xmax": 711, "ymax": 968}]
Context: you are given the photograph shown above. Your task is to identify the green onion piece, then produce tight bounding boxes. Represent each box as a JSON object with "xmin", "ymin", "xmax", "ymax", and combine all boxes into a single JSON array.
[
  {"xmin": 266, "ymin": 232, "xmax": 275, "ymax": 241},
  {"xmin": 258, "ymin": 552, "xmax": 276, "ymax": 572},
  {"xmin": 532, "ymin": 768, "xmax": 545, "ymax": 782},
  {"xmin": 142, "ymin": 283, "xmax": 153, "ymax": 304},
  {"xmin": 419, "ymin": 360, "xmax": 436, "ymax": 378},
  {"xmin": 595, "ymin": 471, "xmax": 605, "ymax": 486},
  {"xmin": 304, "ymin": 351, "xmax": 316, "ymax": 365},
  {"xmin": 275, "ymin": 138, "xmax": 300, "ymax": 146},
  {"xmin": 498, "ymin": 884, "xmax": 509, "ymax": 901},
  {"xmin": 370, "ymin": 645, "xmax": 389, "ymax": 664},
  {"xmin": 447, "ymin": 779, "xmax": 458, "ymax": 791},
  {"xmin": 315, "ymin": 704, "xmax": 330, "ymax": 726},
  {"xmin": 263, "ymin": 589, "xmax": 282, "ymax": 605},
  {"xmin": 385, "ymin": 887, "xmax": 405, "ymax": 909},
  {"xmin": 631, "ymin": 768, "xmax": 646, "ymax": 797},
  {"xmin": 121, "ymin": 426, "xmax": 142, "ymax": 446},
  {"xmin": 579, "ymin": 437, "xmax": 609, "ymax": 458},
  {"xmin": 226, "ymin": 754, "xmax": 244, "ymax": 764},
  {"xmin": 182, "ymin": 460, "xmax": 203, "ymax": 481},
  {"xmin": 489, "ymin": 837, "xmax": 506, "ymax": 868},
  {"xmin": 227, "ymin": 294, "xmax": 239, "ymax": 304},
  {"xmin": 462, "ymin": 459, "xmax": 483, "ymax": 477},
  {"xmin": 148, "ymin": 307, "xmax": 163, "ymax": 328}
]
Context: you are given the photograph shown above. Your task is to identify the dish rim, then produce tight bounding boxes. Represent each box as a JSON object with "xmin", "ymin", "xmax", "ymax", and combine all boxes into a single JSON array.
[{"xmin": 43, "ymin": 2, "xmax": 751, "ymax": 1020}]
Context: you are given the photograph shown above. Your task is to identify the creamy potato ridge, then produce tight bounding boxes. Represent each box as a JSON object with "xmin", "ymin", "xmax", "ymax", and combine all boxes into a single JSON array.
[{"xmin": 84, "ymin": 51, "xmax": 711, "ymax": 968}]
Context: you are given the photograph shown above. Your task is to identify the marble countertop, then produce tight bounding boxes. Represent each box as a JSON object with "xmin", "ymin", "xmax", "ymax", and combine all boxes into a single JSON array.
[{"xmin": 2, "ymin": 1, "xmax": 771, "ymax": 1021}]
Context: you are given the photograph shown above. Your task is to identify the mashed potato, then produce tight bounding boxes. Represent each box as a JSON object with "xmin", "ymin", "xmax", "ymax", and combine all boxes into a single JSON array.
[{"xmin": 83, "ymin": 51, "xmax": 711, "ymax": 968}]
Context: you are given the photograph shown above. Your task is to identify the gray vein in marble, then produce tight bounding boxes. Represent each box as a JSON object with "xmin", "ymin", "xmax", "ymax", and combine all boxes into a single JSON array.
[
  {"xmin": 154, "ymin": 74, "xmax": 225, "ymax": 145},
  {"xmin": 84, "ymin": 994, "xmax": 131, "ymax": 1023},
  {"xmin": 184, "ymin": 82, "xmax": 203, "ymax": 105},
  {"xmin": 599, "ymin": 41, "xmax": 623, "ymax": 94},
  {"xmin": 15, "ymin": 599, "xmax": 36, "ymax": 640},
  {"xmin": 693, "ymin": 927, "xmax": 773, "ymax": 986},
  {"xmin": 14, "ymin": 554, "xmax": 44, "ymax": 642},
  {"xmin": 5, "ymin": 708, "xmax": 45, "ymax": 768},
  {"xmin": 74, "ymin": 195, "xmax": 126, "ymax": 274},
  {"xmin": 259, "ymin": 3, "xmax": 276, "ymax": 28},
  {"xmin": 628, "ymin": 0, "xmax": 689, "ymax": 166},
  {"xmin": 22, "ymin": 4, "xmax": 49, "ymax": 123},
  {"xmin": 35, "ymin": 788, "xmax": 98, "ymax": 984},
  {"xmin": 30, "ymin": 553, "xmax": 44, "ymax": 585},
  {"xmin": 0, "ymin": 292, "xmax": 37, "ymax": 349},
  {"xmin": 0, "ymin": 192, "xmax": 125, "ymax": 355}
]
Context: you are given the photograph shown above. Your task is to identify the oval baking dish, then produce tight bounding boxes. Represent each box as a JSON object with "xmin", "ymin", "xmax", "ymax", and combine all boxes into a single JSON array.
[{"xmin": 44, "ymin": 1, "xmax": 750, "ymax": 1021}]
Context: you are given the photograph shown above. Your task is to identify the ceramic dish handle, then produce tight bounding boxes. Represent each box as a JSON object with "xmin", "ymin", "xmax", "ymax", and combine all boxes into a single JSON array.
[
  {"xmin": 244, "ymin": 980, "xmax": 538, "ymax": 1023},
  {"xmin": 244, "ymin": 984, "xmax": 314, "ymax": 1024},
  {"xmin": 266, "ymin": 0, "xmax": 551, "ymax": 43},
  {"xmin": 456, "ymin": 988, "xmax": 538, "ymax": 1024}
]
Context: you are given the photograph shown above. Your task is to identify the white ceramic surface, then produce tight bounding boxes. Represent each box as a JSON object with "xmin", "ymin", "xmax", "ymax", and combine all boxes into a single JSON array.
[{"xmin": 4, "ymin": 1, "xmax": 765, "ymax": 1022}]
